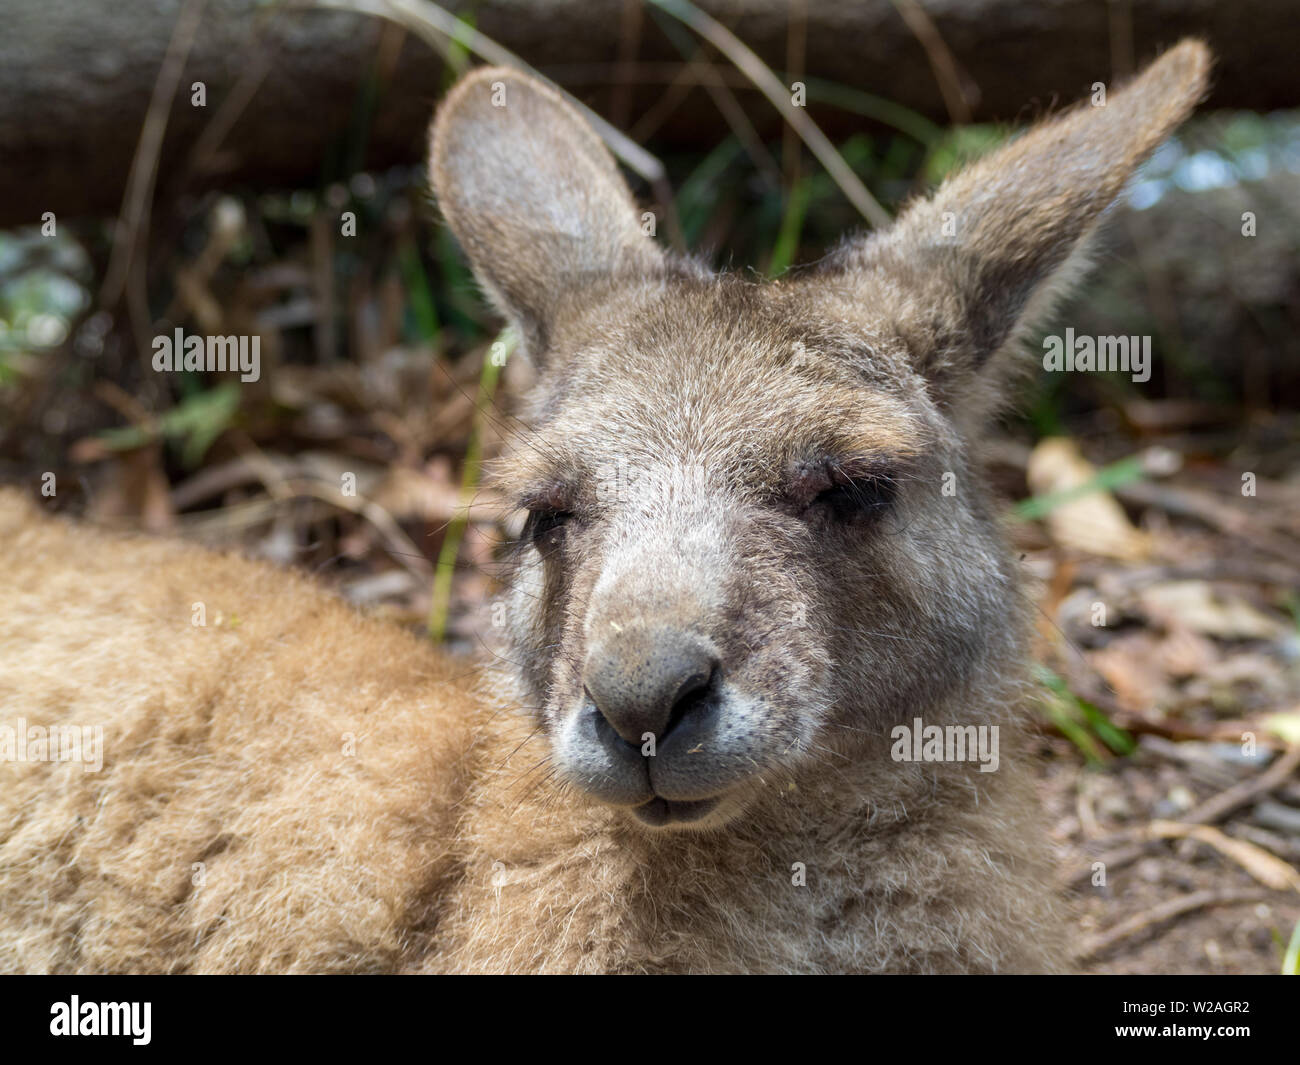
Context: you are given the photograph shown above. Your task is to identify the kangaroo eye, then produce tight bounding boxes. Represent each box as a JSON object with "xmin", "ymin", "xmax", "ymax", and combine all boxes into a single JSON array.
[
  {"xmin": 525, "ymin": 508, "xmax": 573, "ymax": 548},
  {"xmin": 789, "ymin": 460, "xmax": 897, "ymax": 524},
  {"xmin": 812, "ymin": 476, "xmax": 895, "ymax": 522}
]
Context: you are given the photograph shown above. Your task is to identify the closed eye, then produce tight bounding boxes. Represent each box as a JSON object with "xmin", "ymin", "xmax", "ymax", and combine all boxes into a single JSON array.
[
  {"xmin": 811, "ymin": 475, "xmax": 896, "ymax": 522},
  {"xmin": 787, "ymin": 458, "xmax": 898, "ymax": 524}
]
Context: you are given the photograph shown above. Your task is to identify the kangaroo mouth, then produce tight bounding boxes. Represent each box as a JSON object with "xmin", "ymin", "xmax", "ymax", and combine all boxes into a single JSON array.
[{"xmin": 631, "ymin": 795, "xmax": 721, "ymax": 827}]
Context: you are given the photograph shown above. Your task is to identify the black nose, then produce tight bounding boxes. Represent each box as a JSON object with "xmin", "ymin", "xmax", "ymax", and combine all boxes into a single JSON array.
[{"xmin": 583, "ymin": 627, "xmax": 719, "ymax": 746}]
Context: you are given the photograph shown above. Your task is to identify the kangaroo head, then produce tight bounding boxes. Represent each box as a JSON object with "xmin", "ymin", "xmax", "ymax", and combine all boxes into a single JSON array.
[{"xmin": 429, "ymin": 44, "xmax": 1209, "ymax": 829}]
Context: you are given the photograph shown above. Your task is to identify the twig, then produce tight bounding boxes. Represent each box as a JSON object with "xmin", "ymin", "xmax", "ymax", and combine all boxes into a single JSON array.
[
  {"xmin": 231, "ymin": 435, "xmax": 433, "ymax": 581},
  {"xmin": 1228, "ymin": 822, "xmax": 1300, "ymax": 863},
  {"xmin": 1115, "ymin": 479, "xmax": 1298, "ymax": 565},
  {"xmin": 309, "ymin": 0, "xmax": 682, "ymax": 247},
  {"xmin": 1252, "ymin": 799, "xmax": 1300, "ymax": 835},
  {"xmin": 284, "ymin": 479, "xmax": 433, "ymax": 580},
  {"xmin": 609, "ymin": 0, "xmax": 645, "ymax": 130},
  {"xmin": 1066, "ymin": 742, "xmax": 1300, "ymax": 888},
  {"xmin": 1148, "ymin": 820, "xmax": 1300, "ymax": 893},
  {"xmin": 698, "ymin": 55, "xmax": 783, "ymax": 191},
  {"xmin": 1075, "ymin": 888, "xmax": 1271, "ymax": 961},
  {"xmin": 640, "ymin": 44, "xmax": 782, "ymax": 191},
  {"xmin": 1182, "ymin": 742, "xmax": 1300, "ymax": 827},
  {"xmin": 886, "ymin": 0, "xmax": 973, "ymax": 124},
  {"xmin": 628, "ymin": 49, "xmax": 703, "ymax": 142},
  {"xmin": 186, "ymin": 49, "xmax": 274, "ymax": 177},
  {"xmin": 171, "ymin": 455, "xmax": 272, "ymax": 510},
  {"xmin": 100, "ymin": 0, "xmax": 207, "ymax": 312},
  {"xmin": 646, "ymin": 0, "xmax": 890, "ymax": 229},
  {"xmin": 782, "ymin": 0, "xmax": 807, "ymax": 188},
  {"xmin": 1064, "ymin": 841, "xmax": 1150, "ymax": 891}
]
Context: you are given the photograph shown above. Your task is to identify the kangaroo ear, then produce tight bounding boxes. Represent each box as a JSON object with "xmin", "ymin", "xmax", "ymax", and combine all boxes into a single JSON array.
[
  {"xmin": 429, "ymin": 67, "xmax": 663, "ymax": 358},
  {"xmin": 823, "ymin": 40, "xmax": 1210, "ymax": 422}
]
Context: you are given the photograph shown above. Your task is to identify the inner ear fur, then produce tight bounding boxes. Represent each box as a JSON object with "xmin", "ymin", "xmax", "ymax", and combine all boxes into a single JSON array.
[
  {"xmin": 822, "ymin": 39, "xmax": 1211, "ymax": 416},
  {"xmin": 429, "ymin": 67, "xmax": 663, "ymax": 357}
]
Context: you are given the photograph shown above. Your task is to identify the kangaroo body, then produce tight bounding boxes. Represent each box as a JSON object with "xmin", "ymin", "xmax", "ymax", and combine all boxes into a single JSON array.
[{"xmin": 0, "ymin": 494, "xmax": 1054, "ymax": 973}]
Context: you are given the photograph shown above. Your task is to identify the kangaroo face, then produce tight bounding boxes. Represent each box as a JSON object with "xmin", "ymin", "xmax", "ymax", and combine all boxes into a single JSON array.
[
  {"xmin": 430, "ymin": 48, "xmax": 1209, "ymax": 828},
  {"xmin": 494, "ymin": 280, "xmax": 1009, "ymax": 827}
]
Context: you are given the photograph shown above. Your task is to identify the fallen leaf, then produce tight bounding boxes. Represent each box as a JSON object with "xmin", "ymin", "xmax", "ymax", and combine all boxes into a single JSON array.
[
  {"xmin": 1025, "ymin": 438, "xmax": 1149, "ymax": 561},
  {"xmin": 1089, "ymin": 632, "xmax": 1170, "ymax": 713},
  {"xmin": 1140, "ymin": 581, "xmax": 1285, "ymax": 640},
  {"xmin": 1156, "ymin": 627, "xmax": 1219, "ymax": 679},
  {"xmin": 1263, "ymin": 711, "xmax": 1300, "ymax": 746},
  {"xmin": 1149, "ymin": 820, "xmax": 1300, "ymax": 893}
]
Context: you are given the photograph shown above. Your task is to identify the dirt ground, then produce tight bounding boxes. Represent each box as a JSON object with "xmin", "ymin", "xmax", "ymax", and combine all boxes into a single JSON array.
[{"xmin": 1043, "ymin": 747, "xmax": 1300, "ymax": 974}]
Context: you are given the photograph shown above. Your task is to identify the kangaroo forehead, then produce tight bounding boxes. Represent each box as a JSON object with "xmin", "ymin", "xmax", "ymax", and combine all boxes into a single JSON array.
[
  {"xmin": 500, "ymin": 381, "xmax": 926, "ymax": 506},
  {"xmin": 545, "ymin": 283, "xmax": 918, "ymax": 407}
]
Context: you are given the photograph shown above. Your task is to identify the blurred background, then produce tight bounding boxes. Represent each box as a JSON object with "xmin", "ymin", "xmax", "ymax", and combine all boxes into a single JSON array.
[{"xmin": 1, "ymin": 0, "xmax": 1297, "ymax": 974}]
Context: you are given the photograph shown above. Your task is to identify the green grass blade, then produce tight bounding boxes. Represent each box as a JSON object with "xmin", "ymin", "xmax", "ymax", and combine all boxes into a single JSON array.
[
  {"xmin": 1283, "ymin": 917, "xmax": 1300, "ymax": 975},
  {"xmin": 766, "ymin": 180, "xmax": 812, "ymax": 277},
  {"xmin": 398, "ymin": 236, "xmax": 440, "ymax": 343},
  {"xmin": 1011, "ymin": 454, "xmax": 1147, "ymax": 522},
  {"xmin": 427, "ymin": 329, "xmax": 513, "ymax": 642},
  {"xmin": 97, "ymin": 382, "xmax": 241, "ymax": 468},
  {"xmin": 1036, "ymin": 665, "xmax": 1133, "ymax": 761},
  {"xmin": 799, "ymin": 77, "xmax": 942, "ymax": 146}
]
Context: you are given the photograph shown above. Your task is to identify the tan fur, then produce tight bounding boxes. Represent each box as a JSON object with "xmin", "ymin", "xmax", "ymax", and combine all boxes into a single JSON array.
[
  {"xmin": 0, "ymin": 491, "xmax": 1056, "ymax": 973},
  {"xmin": 0, "ymin": 493, "xmax": 477, "ymax": 972},
  {"xmin": 0, "ymin": 42, "xmax": 1210, "ymax": 973}
]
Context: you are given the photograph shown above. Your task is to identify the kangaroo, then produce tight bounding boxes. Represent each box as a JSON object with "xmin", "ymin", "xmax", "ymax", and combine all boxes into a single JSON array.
[{"xmin": 0, "ymin": 41, "xmax": 1209, "ymax": 974}]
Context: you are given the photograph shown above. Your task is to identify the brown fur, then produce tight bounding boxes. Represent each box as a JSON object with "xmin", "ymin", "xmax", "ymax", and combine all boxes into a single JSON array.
[{"xmin": 0, "ymin": 41, "xmax": 1210, "ymax": 973}]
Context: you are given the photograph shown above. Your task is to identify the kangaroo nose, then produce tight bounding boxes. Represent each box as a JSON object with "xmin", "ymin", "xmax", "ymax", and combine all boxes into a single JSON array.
[{"xmin": 583, "ymin": 627, "xmax": 719, "ymax": 746}]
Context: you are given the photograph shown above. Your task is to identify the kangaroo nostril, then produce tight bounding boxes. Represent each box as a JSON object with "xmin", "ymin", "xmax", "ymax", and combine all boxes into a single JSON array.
[
  {"xmin": 586, "ymin": 692, "xmax": 638, "ymax": 753},
  {"xmin": 664, "ymin": 664, "xmax": 716, "ymax": 739}
]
